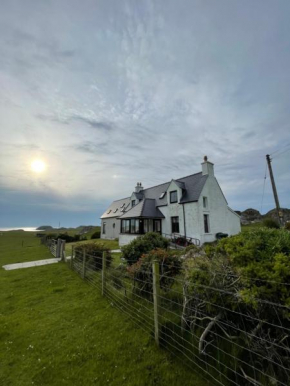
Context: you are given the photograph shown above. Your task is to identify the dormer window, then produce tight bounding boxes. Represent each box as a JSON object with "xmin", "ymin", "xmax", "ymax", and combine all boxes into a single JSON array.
[
  {"xmin": 132, "ymin": 200, "xmax": 136, "ymax": 207},
  {"xmin": 170, "ymin": 191, "xmax": 178, "ymax": 203}
]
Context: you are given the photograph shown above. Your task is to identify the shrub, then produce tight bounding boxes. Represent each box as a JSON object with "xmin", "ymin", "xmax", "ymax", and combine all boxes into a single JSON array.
[
  {"xmin": 262, "ymin": 217, "xmax": 280, "ymax": 229},
  {"xmin": 182, "ymin": 228, "xmax": 290, "ymax": 383},
  {"xmin": 74, "ymin": 243, "xmax": 112, "ymax": 270},
  {"xmin": 121, "ymin": 232, "xmax": 169, "ymax": 265},
  {"xmin": 127, "ymin": 248, "xmax": 182, "ymax": 295},
  {"xmin": 91, "ymin": 231, "xmax": 101, "ymax": 239}
]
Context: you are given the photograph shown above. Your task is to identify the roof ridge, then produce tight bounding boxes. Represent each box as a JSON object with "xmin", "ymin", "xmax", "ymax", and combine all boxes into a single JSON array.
[
  {"xmin": 141, "ymin": 171, "xmax": 202, "ymax": 192},
  {"xmin": 175, "ymin": 171, "xmax": 202, "ymax": 181},
  {"xmin": 112, "ymin": 196, "xmax": 130, "ymax": 202}
]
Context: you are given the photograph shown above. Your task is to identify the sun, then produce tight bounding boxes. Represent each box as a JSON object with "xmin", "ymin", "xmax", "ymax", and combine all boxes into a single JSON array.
[{"xmin": 31, "ymin": 159, "xmax": 46, "ymax": 173}]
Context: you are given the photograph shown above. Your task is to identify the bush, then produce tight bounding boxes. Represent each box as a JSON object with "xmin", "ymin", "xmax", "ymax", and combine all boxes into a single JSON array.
[
  {"xmin": 262, "ymin": 217, "xmax": 280, "ymax": 229},
  {"xmin": 182, "ymin": 228, "xmax": 290, "ymax": 383},
  {"xmin": 121, "ymin": 232, "xmax": 169, "ymax": 265},
  {"xmin": 127, "ymin": 248, "xmax": 182, "ymax": 295},
  {"xmin": 74, "ymin": 243, "xmax": 112, "ymax": 270},
  {"xmin": 91, "ymin": 231, "xmax": 101, "ymax": 239}
]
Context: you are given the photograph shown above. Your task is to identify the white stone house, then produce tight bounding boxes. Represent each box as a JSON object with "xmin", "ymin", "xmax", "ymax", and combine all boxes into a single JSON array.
[{"xmin": 100, "ymin": 157, "xmax": 241, "ymax": 246}]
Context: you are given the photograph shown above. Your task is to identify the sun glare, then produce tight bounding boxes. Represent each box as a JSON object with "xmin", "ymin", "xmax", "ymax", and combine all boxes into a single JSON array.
[{"xmin": 31, "ymin": 159, "xmax": 46, "ymax": 173}]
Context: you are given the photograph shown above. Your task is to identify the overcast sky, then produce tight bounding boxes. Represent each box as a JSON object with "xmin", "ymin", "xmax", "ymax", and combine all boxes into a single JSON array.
[{"xmin": 0, "ymin": 0, "xmax": 289, "ymax": 228}]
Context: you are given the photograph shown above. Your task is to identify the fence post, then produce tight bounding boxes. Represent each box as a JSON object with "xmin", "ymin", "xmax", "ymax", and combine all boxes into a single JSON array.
[
  {"xmin": 152, "ymin": 259, "xmax": 160, "ymax": 346},
  {"xmin": 82, "ymin": 249, "xmax": 86, "ymax": 279},
  {"xmin": 102, "ymin": 251, "xmax": 106, "ymax": 296},
  {"xmin": 71, "ymin": 245, "xmax": 74, "ymax": 269},
  {"xmin": 57, "ymin": 238, "xmax": 62, "ymax": 258},
  {"xmin": 60, "ymin": 240, "xmax": 65, "ymax": 261}
]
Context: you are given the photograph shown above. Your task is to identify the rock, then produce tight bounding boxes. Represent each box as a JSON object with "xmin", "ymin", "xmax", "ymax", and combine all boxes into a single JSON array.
[
  {"xmin": 263, "ymin": 208, "xmax": 290, "ymax": 223},
  {"xmin": 240, "ymin": 208, "xmax": 262, "ymax": 225}
]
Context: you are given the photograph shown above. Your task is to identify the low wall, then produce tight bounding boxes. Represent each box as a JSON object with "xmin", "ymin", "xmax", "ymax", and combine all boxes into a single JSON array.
[{"xmin": 119, "ymin": 234, "xmax": 141, "ymax": 246}]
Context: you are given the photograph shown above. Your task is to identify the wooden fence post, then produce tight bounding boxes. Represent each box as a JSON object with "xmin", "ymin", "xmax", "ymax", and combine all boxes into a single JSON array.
[
  {"xmin": 82, "ymin": 249, "xmax": 86, "ymax": 279},
  {"xmin": 60, "ymin": 240, "xmax": 65, "ymax": 261},
  {"xmin": 152, "ymin": 259, "xmax": 160, "ymax": 346},
  {"xmin": 57, "ymin": 238, "xmax": 62, "ymax": 258},
  {"xmin": 102, "ymin": 251, "xmax": 106, "ymax": 296},
  {"xmin": 71, "ymin": 245, "xmax": 74, "ymax": 269}
]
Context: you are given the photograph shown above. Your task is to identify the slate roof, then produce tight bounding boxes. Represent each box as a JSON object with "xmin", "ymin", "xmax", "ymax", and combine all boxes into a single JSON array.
[
  {"xmin": 100, "ymin": 172, "xmax": 208, "ymax": 219},
  {"xmin": 100, "ymin": 197, "xmax": 131, "ymax": 219},
  {"xmin": 119, "ymin": 199, "xmax": 165, "ymax": 219}
]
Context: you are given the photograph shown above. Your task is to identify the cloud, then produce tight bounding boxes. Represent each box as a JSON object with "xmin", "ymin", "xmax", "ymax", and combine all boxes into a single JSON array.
[
  {"xmin": 72, "ymin": 116, "xmax": 114, "ymax": 131},
  {"xmin": 0, "ymin": 0, "xmax": 290, "ymax": 227}
]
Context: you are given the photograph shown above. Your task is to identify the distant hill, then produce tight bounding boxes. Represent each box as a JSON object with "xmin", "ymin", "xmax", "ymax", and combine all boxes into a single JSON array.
[
  {"xmin": 37, "ymin": 225, "xmax": 53, "ymax": 230},
  {"xmin": 240, "ymin": 208, "xmax": 290, "ymax": 225}
]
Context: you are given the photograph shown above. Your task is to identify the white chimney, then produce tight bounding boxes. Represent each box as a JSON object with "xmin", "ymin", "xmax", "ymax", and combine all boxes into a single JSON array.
[
  {"xmin": 135, "ymin": 182, "xmax": 143, "ymax": 193},
  {"xmin": 201, "ymin": 156, "xmax": 214, "ymax": 176}
]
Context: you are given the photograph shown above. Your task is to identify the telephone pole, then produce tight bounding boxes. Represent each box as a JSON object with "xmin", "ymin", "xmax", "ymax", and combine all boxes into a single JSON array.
[{"xmin": 266, "ymin": 154, "xmax": 283, "ymax": 226}]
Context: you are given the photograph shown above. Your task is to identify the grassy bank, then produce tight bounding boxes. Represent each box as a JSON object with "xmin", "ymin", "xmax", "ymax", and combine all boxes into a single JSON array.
[{"xmin": 0, "ymin": 231, "xmax": 207, "ymax": 386}]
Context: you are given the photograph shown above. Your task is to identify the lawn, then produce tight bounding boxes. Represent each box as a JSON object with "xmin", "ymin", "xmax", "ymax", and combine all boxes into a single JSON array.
[{"xmin": 0, "ymin": 231, "xmax": 207, "ymax": 386}]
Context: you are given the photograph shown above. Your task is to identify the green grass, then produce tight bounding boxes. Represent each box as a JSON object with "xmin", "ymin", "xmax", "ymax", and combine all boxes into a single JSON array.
[
  {"xmin": 241, "ymin": 222, "xmax": 263, "ymax": 232},
  {"xmin": 0, "ymin": 231, "xmax": 207, "ymax": 386}
]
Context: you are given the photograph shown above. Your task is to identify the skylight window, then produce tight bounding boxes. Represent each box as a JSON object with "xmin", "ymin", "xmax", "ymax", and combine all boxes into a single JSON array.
[
  {"xmin": 120, "ymin": 203, "xmax": 125, "ymax": 209},
  {"xmin": 114, "ymin": 208, "xmax": 118, "ymax": 213},
  {"xmin": 107, "ymin": 210, "xmax": 112, "ymax": 214},
  {"xmin": 159, "ymin": 192, "xmax": 166, "ymax": 199}
]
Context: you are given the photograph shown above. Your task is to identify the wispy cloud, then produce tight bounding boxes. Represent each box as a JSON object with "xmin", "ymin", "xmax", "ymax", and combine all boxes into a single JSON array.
[{"xmin": 0, "ymin": 0, "xmax": 290, "ymax": 226}]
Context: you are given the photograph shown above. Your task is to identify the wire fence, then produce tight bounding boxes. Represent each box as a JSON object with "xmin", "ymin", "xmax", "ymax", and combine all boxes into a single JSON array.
[{"xmin": 67, "ymin": 248, "xmax": 290, "ymax": 386}]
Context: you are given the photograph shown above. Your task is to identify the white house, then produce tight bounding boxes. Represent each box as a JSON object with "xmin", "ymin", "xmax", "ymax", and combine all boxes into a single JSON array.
[{"xmin": 100, "ymin": 157, "xmax": 241, "ymax": 246}]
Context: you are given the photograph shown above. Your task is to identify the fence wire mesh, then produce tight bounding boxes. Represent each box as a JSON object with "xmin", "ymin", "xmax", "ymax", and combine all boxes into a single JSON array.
[{"xmin": 67, "ymin": 248, "xmax": 290, "ymax": 386}]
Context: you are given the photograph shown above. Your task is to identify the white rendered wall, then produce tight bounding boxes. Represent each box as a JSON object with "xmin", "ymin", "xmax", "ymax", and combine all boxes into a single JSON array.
[
  {"xmin": 101, "ymin": 218, "xmax": 120, "ymax": 240},
  {"xmin": 197, "ymin": 176, "xmax": 241, "ymax": 244},
  {"xmin": 119, "ymin": 234, "xmax": 141, "ymax": 246}
]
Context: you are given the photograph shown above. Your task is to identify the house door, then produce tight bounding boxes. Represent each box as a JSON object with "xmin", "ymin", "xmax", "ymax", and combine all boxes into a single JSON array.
[{"xmin": 153, "ymin": 220, "xmax": 161, "ymax": 234}]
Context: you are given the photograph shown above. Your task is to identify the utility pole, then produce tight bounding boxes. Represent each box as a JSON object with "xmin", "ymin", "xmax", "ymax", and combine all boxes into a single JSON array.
[{"xmin": 266, "ymin": 154, "xmax": 283, "ymax": 226}]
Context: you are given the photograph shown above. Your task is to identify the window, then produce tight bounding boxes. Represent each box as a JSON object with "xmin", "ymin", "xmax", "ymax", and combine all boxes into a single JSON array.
[
  {"xmin": 204, "ymin": 214, "xmax": 210, "ymax": 233},
  {"xmin": 171, "ymin": 217, "xmax": 179, "ymax": 233},
  {"xmin": 121, "ymin": 219, "xmax": 130, "ymax": 233},
  {"xmin": 121, "ymin": 219, "xmax": 140, "ymax": 234},
  {"xmin": 114, "ymin": 208, "xmax": 118, "ymax": 213},
  {"xmin": 132, "ymin": 200, "xmax": 136, "ymax": 207},
  {"xmin": 144, "ymin": 219, "xmax": 149, "ymax": 233},
  {"xmin": 107, "ymin": 209, "xmax": 111, "ymax": 214},
  {"xmin": 170, "ymin": 191, "xmax": 178, "ymax": 203},
  {"xmin": 159, "ymin": 192, "xmax": 166, "ymax": 199},
  {"xmin": 203, "ymin": 197, "xmax": 208, "ymax": 208},
  {"xmin": 103, "ymin": 222, "xmax": 106, "ymax": 234},
  {"xmin": 113, "ymin": 223, "xmax": 115, "ymax": 228},
  {"xmin": 120, "ymin": 203, "xmax": 125, "ymax": 209},
  {"xmin": 131, "ymin": 219, "xmax": 140, "ymax": 234}
]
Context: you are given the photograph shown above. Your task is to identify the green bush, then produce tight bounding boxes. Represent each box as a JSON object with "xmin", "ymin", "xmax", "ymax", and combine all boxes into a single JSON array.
[
  {"xmin": 91, "ymin": 231, "xmax": 101, "ymax": 239},
  {"xmin": 182, "ymin": 228, "xmax": 290, "ymax": 383},
  {"xmin": 121, "ymin": 232, "xmax": 169, "ymax": 265},
  {"xmin": 127, "ymin": 248, "xmax": 182, "ymax": 295},
  {"xmin": 262, "ymin": 217, "xmax": 280, "ymax": 229},
  {"xmin": 75, "ymin": 243, "xmax": 112, "ymax": 270}
]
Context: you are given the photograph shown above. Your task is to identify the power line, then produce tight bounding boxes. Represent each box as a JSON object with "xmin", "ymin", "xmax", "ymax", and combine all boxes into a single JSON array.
[{"xmin": 273, "ymin": 147, "xmax": 290, "ymax": 159}]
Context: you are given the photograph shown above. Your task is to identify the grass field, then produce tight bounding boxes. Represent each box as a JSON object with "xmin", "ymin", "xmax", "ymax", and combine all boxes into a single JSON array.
[{"xmin": 0, "ymin": 231, "xmax": 207, "ymax": 386}]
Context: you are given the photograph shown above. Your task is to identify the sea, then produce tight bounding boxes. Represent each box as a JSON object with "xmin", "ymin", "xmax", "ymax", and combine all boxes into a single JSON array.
[{"xmin": 0, "ymin": 227, "xmax": 42, "ymax": 232}]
